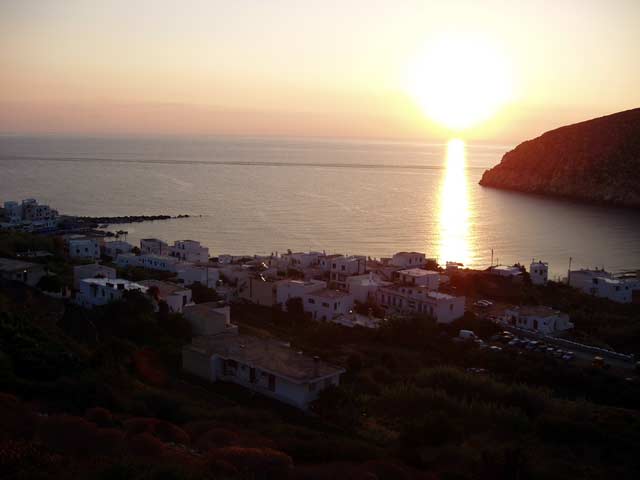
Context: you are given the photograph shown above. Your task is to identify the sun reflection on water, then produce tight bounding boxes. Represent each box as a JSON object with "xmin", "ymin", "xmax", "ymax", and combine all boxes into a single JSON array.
[{"xmin": 438, "ymin": 139, "xmax": 472, "ymax": 266}]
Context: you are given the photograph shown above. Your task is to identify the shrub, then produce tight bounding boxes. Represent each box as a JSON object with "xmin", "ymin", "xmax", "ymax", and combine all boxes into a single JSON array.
[
  {"xmin": 86, "ymin": 407, "xmax": 115, "ymax": 427},
  {"xmin": 208, "ymin": 447, "xmax": 292, "ymax": 480},
  {"xmin": 127, "ymin": 432, "xmax": 165, "ymax": 458}
]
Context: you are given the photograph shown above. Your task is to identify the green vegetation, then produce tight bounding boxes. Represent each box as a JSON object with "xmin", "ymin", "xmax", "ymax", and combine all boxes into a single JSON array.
[{"xmin": 1, "ymin": 231, "xmax": 640, "ymax": 479}]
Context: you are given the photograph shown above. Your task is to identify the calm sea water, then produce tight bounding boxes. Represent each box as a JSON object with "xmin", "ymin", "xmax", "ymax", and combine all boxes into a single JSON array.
[{"xmin": 1, "ymin": 135, "xmax": 639, "ymax": 279}]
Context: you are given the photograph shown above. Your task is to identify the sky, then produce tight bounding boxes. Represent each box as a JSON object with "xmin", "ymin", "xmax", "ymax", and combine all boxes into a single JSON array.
[{"xmin": 0, "ymin": 0, "xmax": 639, "ymax": 142}]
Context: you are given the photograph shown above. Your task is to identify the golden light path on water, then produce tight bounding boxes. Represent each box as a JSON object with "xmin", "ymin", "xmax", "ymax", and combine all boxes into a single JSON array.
[{"xmin": 437, "ymin": 138, "xmax": 472, "ymax": 266}]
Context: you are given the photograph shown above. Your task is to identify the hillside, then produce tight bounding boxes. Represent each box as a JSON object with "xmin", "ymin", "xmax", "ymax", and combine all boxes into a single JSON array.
[{"xmin": 479, "ymin": 108, "xmax": 640, "ymax": 208}]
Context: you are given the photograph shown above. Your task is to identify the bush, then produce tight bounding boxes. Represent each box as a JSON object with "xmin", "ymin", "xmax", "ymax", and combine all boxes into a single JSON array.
[{"xmin": 207, "ymin": 447, "xmax": 292, "ymax": 480}]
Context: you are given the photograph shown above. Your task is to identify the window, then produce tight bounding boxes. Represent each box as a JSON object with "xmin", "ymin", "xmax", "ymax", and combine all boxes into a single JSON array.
[
  {"xmin": 449, "ymin": 304, "xmax": 453, "ymax": 311},
  {"xmin": 334, "ymin": 302, "xmax": 338, "ymax": 310},
  {"xmin": 308, "ymin": 298, "xmax": 315, "ymax": 304},
  {"xmin": 268, "ymin": 374, "xmax": 276, "ymax": 392},
  {"xmin": 309, "ymin": 382, "xmax": 316, "ymax": 392}
]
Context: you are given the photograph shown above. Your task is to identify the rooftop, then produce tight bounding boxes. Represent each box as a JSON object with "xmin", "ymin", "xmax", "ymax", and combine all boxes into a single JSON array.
[
  {"xmin": 397, "ymin": 268, "xmax": 439, "ymax": 277},
  {"xmin": 139, "ymin": 279, "xmax": 189, "ymax": 297},
  {"xmin": 393, "ymin": 251, "xmax": 424, "ymax": 256},
  {"xmin": 507, "ymin": 305, "xmax": 564, "ymax": 318},
  {"xmin": 0, "ymin": 257, "xmax": 40, "ymax": 272},
  {"xmin": 187, "ymin": 334, "xmax": 344, "ymax": 383},
  {"xmin": 306, "ymin": 288, "xmax": 352, "ymax": 299},
  {"xmin": 81, "ymin": 277, "xmax": 147, "ymax": 291}
]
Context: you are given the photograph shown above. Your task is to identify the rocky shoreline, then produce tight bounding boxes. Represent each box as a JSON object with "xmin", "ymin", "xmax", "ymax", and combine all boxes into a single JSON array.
[{"xmin": 70, "ymin": 214, "xmax": 191, "ymax": 226}]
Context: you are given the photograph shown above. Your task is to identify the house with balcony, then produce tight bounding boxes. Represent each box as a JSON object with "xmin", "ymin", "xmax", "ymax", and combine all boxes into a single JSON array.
[
  {"xmin": 376, "ymin": 285, "xmax": 465, "ymax": 324},
  {"xmin": 345, "ymin": 273, "xmax": 392, "ymax": 303},
  {"xmin": 276, "ymin": 279, "xmax": 327, "ymax": 309},
  {"xmin": 329, "ymin": 255, "xmax": 366, "ymax": 289},
  {"xmin": 170, "ymin": 240, "xmax": 209, "ymax": 263}
]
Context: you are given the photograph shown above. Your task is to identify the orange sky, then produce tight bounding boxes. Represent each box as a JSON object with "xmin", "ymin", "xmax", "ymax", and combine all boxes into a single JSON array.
[{"xmin": 1, "ymin": 0, "xmax": 639, "ymax": 142}]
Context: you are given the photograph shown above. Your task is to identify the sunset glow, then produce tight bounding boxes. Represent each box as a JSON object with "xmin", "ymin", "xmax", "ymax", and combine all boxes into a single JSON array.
[{"xmin": 406, "ymin": 34, "xmax": 513, "ymax": 131}]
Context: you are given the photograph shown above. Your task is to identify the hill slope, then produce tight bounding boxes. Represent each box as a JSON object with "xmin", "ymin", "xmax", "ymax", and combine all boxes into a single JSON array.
[{"xmin": 479, "ymin": 108, "xmax": 640, "ymax": 208}]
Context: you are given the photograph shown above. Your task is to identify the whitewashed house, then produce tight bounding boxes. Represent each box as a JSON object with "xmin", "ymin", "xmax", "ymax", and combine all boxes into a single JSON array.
[
  {"xmin": 318, "ymin": 254, "xmax": 343, "ymax": 271},
  {"xmin": 75, "ymin": 278, "xmax": 147, "ymax": 308},
  {"xmin": 390, "ymin": 251, "xmax": 426, "ymax": 268},
  {"xmin": 568, "ymin": 269, "xmax": 639, "ymax": 303},
  {"xmin": 182, "ymin": 334, "xmax": 344, "ymax": 410},
  {"xmin": 182, "ymin": 303, "xmax": 238, "ymax": 336},
  {"xmin": 67, "ymin": 237, "xmax": 101, "ymax": 260},
  {"xmin": 281, "ymin": 251, "xmax": 322, "ymax": 270},
  {"xmin": 276, "ymin": 279, "xmax": 327, "ymax": 309},
  {"xmin": 73, "ymin": 263, "xmax": 116, "ymax": 289},
  {"xmin": 329, "ymin": 255, "xmax": 366, "ymax": 289},
  {"xmin": 489, "ymin": 265, "xmax": 523, "ymax": 278},
  {"xmin": 2, "ymin": 199, "xmax": 59, "ymax": 232},
  {"xmin": 529, "ymin": 261, "xmax": 549, "ymax": 285},
  {"xmin": 394, "ymin": 268, "xmax": 440, "ymax": 290},
  {"xmin": 140, "ymin": 238, "xmax": 169, "ymax": 256},
  {"xmin": 0, "ymin": 258, "xmax": 46, "ymax": 287},
  {"xmin": 376, "ymin": 285, "xmax": 465, "ymax": 324},
  {"xmin": 345, "ymin": 273, "xmax": 392, "ymax": 303},
  {"xmin": 170, "ymin": 240, "xmax": 209, "ymax": 263},
  {"xmin": 177, "ymin": 264, "xmax": 220, "ymax": 289},
  {"xmin": 139, "ymin": 279, "xmax": 193, "ymax": 313},
  {"xmin": 303, "ymin": 289, "xmax": 354, "ymax": 321},
  {"xmin": 137, "ymin": 254, "xmax": 182, "ymax": 272},
  {"xmin": 503, "ymin": 306, "xmax": 574, "ymax": 334},
  {"xmin": 103, "ymin": 240, "xmax": 133, "ymax": 258},
  {"xmin": 115, "ymin": 253, "xmax": 140, "ymax": 269}
]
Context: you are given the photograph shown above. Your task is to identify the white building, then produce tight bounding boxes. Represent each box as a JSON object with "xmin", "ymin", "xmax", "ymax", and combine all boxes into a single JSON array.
[
  {"xmin": 329, "ymin": 255, "xmax": 366, "ymax": 289},
  {"xmin": 345, "ymin": 273, "xmax": 392, "ymax": 303},
  {"xmin": 177, "ymin": 263, "xmax": 220, "ymax": 289},
  {"xmin": 319, "ymin": 254, "xmax": 343, "ymax": 271},
  {"xmin": 390, "ymin": 251, "xmax": 426, "ymax": 268},
  {"xmin": 140, "ymin": 238, "xmax": 169, "ymax": 256},
  {"xmin": 115, "ymin": 253, "xmax": 140, "ymax": 269},
  {"xmin": 376, "ymin": 285, "xmax": 465, "ymax": 324},
  {"xmin": 182, "ymin": 334, "xmax": 344, "ymax": 410},
  {"xmin": 569, "ymin": 269, "xmax": 639, "ymax": 304},
  {"xmin": 394, "ymin": 268, "xmax": 440, "ymax": 290},
  {"xmin": 303, "ymin": 289, "xmax": 354, "ymax": 321},
  {"xmin": 182, "ymin": 303, "xmax": 238, "ymax": 336},
  {"xmin": 73, "ymin": 263, "xmax": 116, "ymax": 289},
  {"xmin": 103, "ymin": 240, "xmax": 133, "ymax": 258},
  {"xmin": 67, "ymin": 237, "xmax": 101, "ymax": 260},
  {"xmin": 170, "ymin": 240, "xmax": 209, "ymax": 263},
  {"xmin": 489, "ymin": 265, "xmax": 523, "ymax": 278},
  {"xmin": 281, "ymin": 251, "xmax": 322, "ymax": 270},
  {"xmin": 139, "ymin": 279, "xmax": 193, "ymax": 313},
  {"xmin": 2, "ymin": 199, "xmax": 59, "ymax": 231},
  {"xmin": 137, "ymin": 254, "xmax": 183, "ymax": 272},
  {"xmin": 529, "ymin": 261, "xmax": 549, "ymax": 286},
  {"xmin": 276, "ymin": 279, "xmax": 327, "ymax": 309},
  {"xmin": 75, "ymin": 278, "xmax": 147, "ymax": 308},
  {"xmin": 0, "ymin": 258, "xmax": 47, "ymax": 287},
  {"xmin": 503, "ymin": 305, "xmax": 574, "ymax": 335}
]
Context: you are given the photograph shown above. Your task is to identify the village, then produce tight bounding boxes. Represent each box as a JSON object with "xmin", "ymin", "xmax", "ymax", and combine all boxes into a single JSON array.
[{"xmin": 2, "ymin": 198, "xmax": 640, "ymax": 411}]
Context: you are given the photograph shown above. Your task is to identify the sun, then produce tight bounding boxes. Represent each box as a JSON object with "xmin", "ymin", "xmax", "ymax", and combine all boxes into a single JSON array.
[{"xmin": 406, "ymin": 33, "xmax": 513, "ymax": 131}]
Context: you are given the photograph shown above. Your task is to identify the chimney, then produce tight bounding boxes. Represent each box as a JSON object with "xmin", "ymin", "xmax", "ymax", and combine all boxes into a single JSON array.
[{"xmin": 313, "ymin": 356, "xmax": 320, "ymax": 377}]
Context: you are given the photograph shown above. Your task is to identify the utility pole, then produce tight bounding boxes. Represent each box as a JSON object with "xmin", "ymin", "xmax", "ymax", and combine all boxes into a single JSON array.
[
  {"xmin": 491, "ymin": 249, "xmax": 494, "ymax": 267},
  {"xmin": 567, "ymin": 257, "xmax": 572, "ymax": 285}
]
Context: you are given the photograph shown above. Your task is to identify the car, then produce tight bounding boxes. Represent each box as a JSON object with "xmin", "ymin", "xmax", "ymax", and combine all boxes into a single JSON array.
[
  {"xmin": 562, "ymin": 353, "xmax": 575, "ymax": 361},
  {"xmin": 489, "ymin": 346, "xmax": 503, "ymax": 353}
]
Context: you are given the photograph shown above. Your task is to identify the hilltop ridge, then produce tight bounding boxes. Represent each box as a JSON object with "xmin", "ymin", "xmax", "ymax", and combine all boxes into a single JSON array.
[{"xmin": 480, "ymin": 108, "xmax": 640, "ymax": 208}]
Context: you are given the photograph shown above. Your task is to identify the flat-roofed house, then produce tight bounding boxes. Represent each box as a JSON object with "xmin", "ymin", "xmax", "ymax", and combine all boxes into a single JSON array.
[
  {"xmin": 0, "ymin": 258, "xmax": 46, "ymax": 287},
  {"xmin": 182, "ymin": 303, "xmax": 239, "ymax": 336},
  {"xmin": 170, "ymin": 240, "xmax": 209, "ymax": 263},
  {"xmin": 73, "ymin": 263, "xmax": 116, "ymax": 289},
  {"xmin": 140, "ymin": 238, "xmax": 169, "ymax": 256},
  {"xmin": 376, "ymin": 285, "xmax": 465, "ymax": 324},
  {"xmin": 75, "ymin": 278, "xmax": 147, "ymax": 308},
  {"xmin": 177, "ymin": 263, "xmax": 220, "ymax": 289},
  {"xmin": 276, "ymin": 279, "xmax": 327, "ymax": 309},
  {"xmin": 345, "ymin": 273, "xmax": 392, "ymax": 303},
  {"xmin": 238, "ymin": 276, "xmax": 282, "ymax": 307},
  {"xmin": 139, "ymin": 279, "xmax": 193, "ymax": 313},
  {"xmin": 390, "ymin": 251, "xmax": 426, "ymax": 268},
  {"xmin": 503, "ymin": 305, "xmax": 574, "ymax": 334},
  {"xmin": 394, "ymin": 268, "xmax": 440, "ymax": 290},
  {"xmin": 182, "ymin": 334, "xmax": 345, "ymax": 410},
  {"xmin": 302, "ymin": 289, "xmax": 354, "ymax": 321},
  {"xmin": 103, "ymin": 240, "xmax": 133, "ymax": 258}
]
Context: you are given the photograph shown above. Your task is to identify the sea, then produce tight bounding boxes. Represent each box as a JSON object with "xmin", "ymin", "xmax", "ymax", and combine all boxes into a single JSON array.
[{"xmin": 1, "ymin": 134, "xmax": 639, "ymax": 279}]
